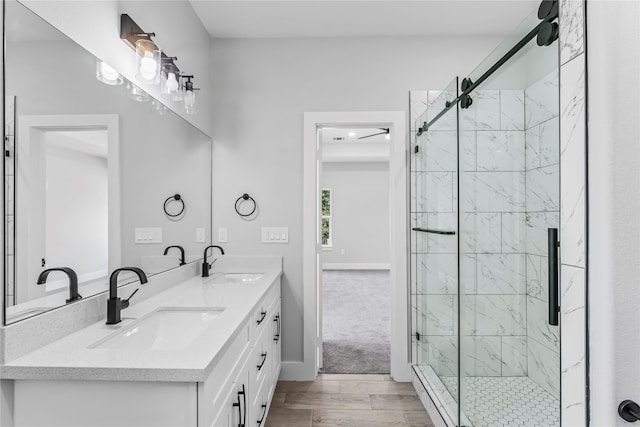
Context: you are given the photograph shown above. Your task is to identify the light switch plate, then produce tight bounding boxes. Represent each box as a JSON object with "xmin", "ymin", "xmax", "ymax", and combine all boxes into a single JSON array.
[
  {"xmin": 218, "ymin": 227, "xmax": 228, "ymax": 243},
  {"xmin": 135, "ymin": 227, "xmax": 162, "ymax": 244},
  {"xmin": 196, "ymin": 228, "xmax": 206, "ymax": 243},
  {"xmin": 261, "ymin": 227, "xmax": 289, "ymax": 244}
]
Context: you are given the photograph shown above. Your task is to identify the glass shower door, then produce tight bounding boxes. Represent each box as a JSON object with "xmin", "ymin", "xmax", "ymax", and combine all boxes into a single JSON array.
[
  {"xmin": 457, "ymin": 12, "xmax": 560, "ymax": 427},
  {"xmin": 412, "ymin": 78, "xmax": 460, "ymax": 426}
]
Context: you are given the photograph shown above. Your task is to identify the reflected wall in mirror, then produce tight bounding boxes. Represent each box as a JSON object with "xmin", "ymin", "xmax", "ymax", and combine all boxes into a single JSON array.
[{"xmin": 3, "ymin": 0, "xmax": 212, "ymax": 324}]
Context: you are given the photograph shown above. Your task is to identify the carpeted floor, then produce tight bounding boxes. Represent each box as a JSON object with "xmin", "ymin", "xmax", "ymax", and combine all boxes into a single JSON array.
[{"xmin": 322, "ymin": 270, "xmax": 390, "ymax": 374}]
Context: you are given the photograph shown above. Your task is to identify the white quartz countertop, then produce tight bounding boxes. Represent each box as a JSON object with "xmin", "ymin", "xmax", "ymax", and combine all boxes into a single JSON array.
[{"xmin": 0, "ymin": 266, "xmax": 282, "ymax": 382}]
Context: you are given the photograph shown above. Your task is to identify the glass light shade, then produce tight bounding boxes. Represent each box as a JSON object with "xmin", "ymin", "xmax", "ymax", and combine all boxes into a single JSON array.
[
  {"xmin": 95, "ymin": 60, "xmax": 123, "ymax": 85},
  {"xmin": 151, "ymin": 99, "xmax": 168, "ymax": 115},
  {"xmin": 160, "ymin": 65, "xmax": 183, "ymax": 102},
  {"xmin": 135, "ymin": 39, "xmax": 160, "ymax": 84},
  {"xmin": 126, "ymin": 82, "xmax": 150, "ymax": 103},
  {"xmin": 183, "ymin": 89, "xmax": 197, "ymax": 115}
]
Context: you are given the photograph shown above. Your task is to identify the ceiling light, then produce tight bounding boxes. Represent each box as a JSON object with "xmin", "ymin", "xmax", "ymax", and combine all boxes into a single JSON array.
[
  {"xmin": 95, "ymin": 60, "xmax": 123, "ymax": 86},
  {"xmin": 348, "ymin": 132, "xmax": 356, "ymax": 137},
  {"xmin": 385, "ymin": 133, "xmax": 391, "ymax": 140},
  {"xmin": 135, "ymin": 39, "xmax": 161, "ymax": 84}
]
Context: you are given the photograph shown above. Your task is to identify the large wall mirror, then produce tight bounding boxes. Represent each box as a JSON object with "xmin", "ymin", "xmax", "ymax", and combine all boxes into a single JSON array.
[{"xmin": 3, "ymin": 0, "xmax": 212, "ymax": 324}]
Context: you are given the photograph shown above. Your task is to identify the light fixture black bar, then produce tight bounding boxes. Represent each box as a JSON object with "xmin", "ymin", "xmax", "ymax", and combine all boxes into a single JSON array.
[
  {"xmin": 411, "ymin": 227, "xmax": 456, "ymax": 235},
  {"xmin": 421, "ymin": 13, "xmax": 556, "ymax": 133}
]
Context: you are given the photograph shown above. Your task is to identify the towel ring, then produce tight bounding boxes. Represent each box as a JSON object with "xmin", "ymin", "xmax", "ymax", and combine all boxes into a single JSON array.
[
  {"xmin": 235, "ymin": 193, "xmax": 256, "ymax": 217},
  {"xmin": 164, "ymin": 194, "xmax": 185, "ymax": 217}
]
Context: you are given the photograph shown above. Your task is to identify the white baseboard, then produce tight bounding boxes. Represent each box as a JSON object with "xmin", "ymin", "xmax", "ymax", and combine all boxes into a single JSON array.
[{"xmin": 322, "ymin": 263, "xmax": 390, "ymax": 270}]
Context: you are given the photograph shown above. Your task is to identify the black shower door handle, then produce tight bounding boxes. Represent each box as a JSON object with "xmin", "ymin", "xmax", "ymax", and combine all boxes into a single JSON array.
[{"xmin": 548, "ymin": 228, "xmax": 560, "ymax": 326}]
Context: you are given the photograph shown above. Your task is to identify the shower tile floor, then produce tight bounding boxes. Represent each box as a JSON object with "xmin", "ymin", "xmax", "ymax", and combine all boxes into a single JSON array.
[{"xmin": 440, "ymin": 376, "xmax": 559, "ymax": 427}]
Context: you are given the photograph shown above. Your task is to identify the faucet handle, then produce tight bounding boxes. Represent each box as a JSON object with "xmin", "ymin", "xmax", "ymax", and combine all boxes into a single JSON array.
[{"xmin": 121, "ymin": 288, "xmax": 139, "ymax": 310}]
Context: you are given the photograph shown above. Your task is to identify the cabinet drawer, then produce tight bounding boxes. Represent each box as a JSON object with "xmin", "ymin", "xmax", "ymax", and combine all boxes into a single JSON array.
[{"xmin": 199, "ymin": 322, "xmax": 251, "ymax": 427}]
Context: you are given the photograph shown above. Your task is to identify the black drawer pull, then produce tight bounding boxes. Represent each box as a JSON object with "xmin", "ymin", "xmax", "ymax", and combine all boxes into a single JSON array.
[
  {"xmin": 257, "ymin": 352, "xmax": 267, "ymax": 371},
  {"xmin": 256, "ymin": 310, "xmax": 266, "ymax": 325},
  {"xmin": 273, "ymin": 313, "xmax": 281, "ymax": 342},
  {"xmin": 257, "ymin": 403, "xmax": 267, "ymax": 426},
  {"xmin": 231, "ymin": 384, "xmax": 246, "ymax": 427}
]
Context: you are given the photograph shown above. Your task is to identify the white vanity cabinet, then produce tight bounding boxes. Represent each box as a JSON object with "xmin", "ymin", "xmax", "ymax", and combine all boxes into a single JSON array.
[{"xmin": 9, "ymin": 280, "xmax": 282, "ymax": 427}]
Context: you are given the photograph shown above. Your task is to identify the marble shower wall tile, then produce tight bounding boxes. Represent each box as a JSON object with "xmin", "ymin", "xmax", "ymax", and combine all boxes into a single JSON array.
[
  {"xmin": 499, "ymin": 90, "xmax": 525, "ymax": 130},
  {"xmin": 427, "ymin": 88, "xmax": 457, "ymax": 132},
  {"xmin": 461, "ymin": 254, "xmax": 477, "ymax": 294},
  {"xmin": 461, "ymin": 212, "xmax": 501, "ymax": 253},
  {"xmin": 525, "ymin": 125, "xmax": 542, "ymax": 170},
  {"xmin": 415, "ymin": 254, "xmax": 457, "ymax": 295},
  {"xmin": 422, "ymin": 131, "xmax": 457, "ymax": 172},
  {"xmin": 528, "ymin": 338, "xmax": 560, "ymax": 397},
  {"xmin": 476, "ymin": 131, "xmax": 525, "ymax": 171},
  {"xmin": 461, "ymin": 295, "xmax": 526, "ymax": 336},
  {"xmin": 527, "ymin": 296, "xmax": 560, "ymax": 350},
  {"xmin": 415, "ymin": 172, "xmax": 454, "ymax": 213},
  {"xmin": 502, "ymin": 212, "xmax": 527, "ymax": 253},
  {"xmin": 526, "ymin": 254, "xmax": 546, "ymax": 301},
  {"xmin": 462, "ymin": 336, "xmax": 502, "ymax": 376},
  {"xmin": 476, "ymin": 254, "xmax": 526, "ymax": 295},
  {"xmin": 526, "ymin": 212, "xmax": 559, "ymax": 256},
  {"xmin": 428, "ymin": 336, "xmax": 458, "ymax": 378},
  {"xmin": 462, "ymin": 131, "xmax": 477, "ymax": 172},
  {"xmin": 526, "ymin": 164, "xmax": 560, "ymax": 212},
  {"xmin": 461, "ymin": 90, "xmax": 500, "ymax": 131},
  {"xmin": 525, "ymin": 71, "xmax": 559, "ymax": 129},
  {"xmin": 501, "ymin": 336, "xmax": 528, "ymax": 376},
  {"xmin": 560, "ymin": 55, "xmax": 586, "ymax": 268},
  {"xmin": 539, "ymin": 117, "xmax": 560, "ymax": 168},
  {"xmin": 560, "ymin": 0, "xmax": 585, "ymax": 65},
  {"xmin": 560, "ymin": 265, "xmax": 586, "ymax": 425},
  {"xmin": 410, "ymin": 90, "xmax": 429, "ymax": 127},
  {"xmin": 426, "ymin": 295, "xmax": 455, "ymax": 335},
  {"xmin": 461, "ymin": 172, "xmax": 526, "ymax": 212}
]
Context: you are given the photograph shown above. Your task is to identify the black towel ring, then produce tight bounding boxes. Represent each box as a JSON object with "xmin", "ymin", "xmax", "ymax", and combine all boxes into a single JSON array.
[
  {"xmin": 235, "ymin": 193, "xmax": 257, "ymax": 217},
  {"xmin": 164, "ymin": 194, "xmax": 185, "ymax": 217}
]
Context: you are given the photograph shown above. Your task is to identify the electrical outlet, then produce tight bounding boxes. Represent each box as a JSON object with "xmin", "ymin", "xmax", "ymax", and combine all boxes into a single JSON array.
[
  {"xmin": 218, "ymin": 227, "xmax": 228, "ymax": 243},
  {"xmin": 196, "ymin": 228, "xmax": 206, "ymax": 243}
]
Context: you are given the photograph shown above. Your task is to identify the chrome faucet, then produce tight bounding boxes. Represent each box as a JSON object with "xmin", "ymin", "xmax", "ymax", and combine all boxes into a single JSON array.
[
  {"xmin": 202, "ymin": 245, "xmax": 225, "ymax": 277},
  {"xmin": 164, "ymin": 245, "xmax": 186, "ymax": 265},
  {"xmin": 106, "ymin": 267, "xmax": 148, "ymax": 325},
  {"xmin": 37, "ymin": 267, "xmax": 82, "ymax": 303}
]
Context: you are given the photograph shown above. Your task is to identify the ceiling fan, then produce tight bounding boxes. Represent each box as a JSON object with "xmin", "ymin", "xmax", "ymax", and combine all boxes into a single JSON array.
[{"xmin": 357, "ymin": 128, "xmax": 390, "ymax": 140}]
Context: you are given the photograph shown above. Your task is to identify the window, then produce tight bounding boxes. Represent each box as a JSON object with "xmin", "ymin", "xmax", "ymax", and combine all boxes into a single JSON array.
[{"xmin": 321, "ymin": 188, "xmax": 332, "ymax": 247}]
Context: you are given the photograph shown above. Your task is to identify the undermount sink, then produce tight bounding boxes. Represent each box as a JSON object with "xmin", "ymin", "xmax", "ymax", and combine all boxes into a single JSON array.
[
  {"xmin": 208, "ymin": 273, "xmax": 264, "ymax": 284},
  {"xmin": 89, "ymin": 307, "xmax": 224, "ymax": 351}
]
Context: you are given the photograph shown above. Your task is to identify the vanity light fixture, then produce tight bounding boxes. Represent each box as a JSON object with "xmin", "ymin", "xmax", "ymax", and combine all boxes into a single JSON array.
[
  {"xmin": 182, "ymin": 75, "xmax": 199, "ymax": 115},
  {"xmin": 160, "ymin": 62, "xmax": 183, "ymax": 102},
  {"xmin": 120, "ymin": 14, "xmax": 198, "ymax": 114},
  {"xmin": 95, "ymin": 60, "xmax": 123, "ymax": 86}
]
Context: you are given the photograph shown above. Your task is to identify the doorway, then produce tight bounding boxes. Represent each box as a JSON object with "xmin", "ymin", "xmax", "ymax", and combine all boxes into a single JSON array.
[
  {"xmin": 301, "ymin": 111, "xmax": 410, "ymax": 382},
  {"xmin": 319, "ymin": 127, "xmax": 391, "ymax": 373}
]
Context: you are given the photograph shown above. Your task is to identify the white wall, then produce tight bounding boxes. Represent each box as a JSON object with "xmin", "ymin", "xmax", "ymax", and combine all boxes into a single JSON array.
[
  {"xmin": 19, "ymin": 0, "xmax": 212, "ymax": 136},
  {"xmin": 45, "ymin": 139, "xmax": 109, "ymax": 285},
  {"xmin": 321, "ymin": 161, "xmax": 389, "ymax": 267},
  {"xmin": 587, "ymin": 1, "xmax": 640, "ymax": 425},
  {"xmin": 209, "ymin": 35, "xmax": 503, "ymax": 363}
]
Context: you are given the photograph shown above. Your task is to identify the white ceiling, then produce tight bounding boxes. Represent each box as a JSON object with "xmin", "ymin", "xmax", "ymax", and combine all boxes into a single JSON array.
[{"xmin": 189, "ymin": 1, "xmax": 539, "ymax": 39}]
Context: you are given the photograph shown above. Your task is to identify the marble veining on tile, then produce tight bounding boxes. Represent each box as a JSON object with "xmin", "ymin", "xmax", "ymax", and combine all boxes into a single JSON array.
[
  {"xmin": 461, "ymin": 172, "xmax": 526, "ymax": 212},
  {"xmin": 461, "ymin": 294, "xmax": 526, "ymax": 336},
  {"xmin": 501, "ymin": 336, "xmax": 527, "ymax": 376},
  {"xmin": 528, "ymin": 338, "xmax": 560, "ymax": 396},
  {"xmin": 525, "ymin": 71, "xmax": 559, "ymax": 129},
  {"xmin": 461, "ymin": 336, "xmax": 502, "ymax": 376},
  {"xmin": 476, "ymin": 254, "xmax": 526, "ymax": 295},
  {"xmin": 476, "ymin": 130, "xmax": 525, "ymax": 172},
  {"xmin": 559, "ymin": 0, "xmax": 585, "ymax": 65},
  {"xmin": 461, "ymin": 212, "xmax": 501, "ymax": 253},
  {"xmin": 499, "ymin": 90, "xmax": 525, "ymax": 130},
  {"xmin": 461, "ymin": 90, "xmax": 501, "ymax": 131},
  {"xmin": 501, "ymin": 212, "xmax": 527, "ymax": 253},
  {"xmin": 527, "ymin": 296, "xmax": 560, "ymax": 349},
  {"xmin": 526, "ymin": 164, "xmax": 560, "ymax": 212}
]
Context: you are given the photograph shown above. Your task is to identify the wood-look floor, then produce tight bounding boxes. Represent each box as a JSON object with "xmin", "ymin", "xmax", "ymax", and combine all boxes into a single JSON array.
[{"xmin": 265, "ymin": 374, "xmax": 435, "ymax": 427}]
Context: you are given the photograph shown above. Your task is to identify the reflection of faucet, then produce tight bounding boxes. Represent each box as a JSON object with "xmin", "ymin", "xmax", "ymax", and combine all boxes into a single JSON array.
[
  {"xmin": 37, "ymin": 267, "xmax": 82, "ymax": 304},
  {"xmin": 106, "ymin": 267, "xmax": 148, "ymax": 325},
  {"xmin": 202, "ymin": 245, "xmax": 225, "ymax": 278},
  {"xmin": 164, "ymin": 245, "xmax": 186, "ymax": 265}
]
